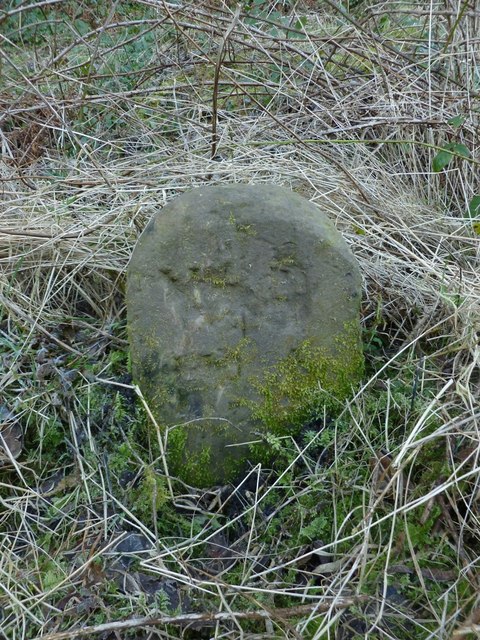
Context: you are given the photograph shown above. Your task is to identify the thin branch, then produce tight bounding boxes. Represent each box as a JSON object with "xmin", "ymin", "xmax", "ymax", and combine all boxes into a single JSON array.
[
  {"xmin": 35, "ymin": 598, "xmax": 369, "ymax": 640},
  {"xmin": 211, "ymin": 4, "xmax": 241, "ymax": 160}
]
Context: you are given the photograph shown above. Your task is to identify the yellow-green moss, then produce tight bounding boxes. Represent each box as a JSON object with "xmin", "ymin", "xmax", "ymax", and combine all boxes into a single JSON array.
[
  {"xmin": 228, "ymin": 210, "xmax": 257, "ymax": 235},
  {"xmin": 160, "ymin": 322, "xmax": 363, "ymax": 486},
  {"xmin": 269, "ymin": 255, "xmax": 297, "ymax": 269},
  {"xmin": 167, "ymin": 419, "xmax": 249, "ymax": 487},
  {"xmin": 247, "ymin": 322, "xmax": 364, "ymax": 434},
  {"xmin": 190, "ymin": 266, "xmax": 239, "ymax": 288}
]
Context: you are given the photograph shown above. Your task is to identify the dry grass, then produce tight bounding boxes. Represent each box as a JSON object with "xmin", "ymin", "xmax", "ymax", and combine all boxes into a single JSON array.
[{"xmin": 0, "ymin": 1, "xmax": 479, "ymax": 638}]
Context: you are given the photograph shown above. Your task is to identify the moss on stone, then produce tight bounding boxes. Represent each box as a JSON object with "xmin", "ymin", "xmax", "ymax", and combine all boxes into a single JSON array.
[
  {"xmin": 270, "ymin": 255, "xmax": 297, "ymax": 269},
  {"xmin": 131, "ymin": 318, "xmax": 363, "ymax": 488},
  {"xmin": 190, "ymin": 266, "xmax": 239, "ymax": 288},
  {"xmin": 166, "ymin": 418, "xmax": 249, "ymax": 487},
  {"xmin": 248, "ymin": 321, "xmax": 364, "ymax": 432},
  {"xmin": 228, "ymin": 210, "xmax": 257, "ymax": 235},
  {"xmin": 159, "ymin": 322, "xmax": 363, "ymax": 486}
]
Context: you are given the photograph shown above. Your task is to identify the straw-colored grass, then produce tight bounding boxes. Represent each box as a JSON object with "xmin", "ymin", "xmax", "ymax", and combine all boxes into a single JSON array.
[{"xmin": 0, "ymin": 1, "xmax": 479, "ymax": 638}]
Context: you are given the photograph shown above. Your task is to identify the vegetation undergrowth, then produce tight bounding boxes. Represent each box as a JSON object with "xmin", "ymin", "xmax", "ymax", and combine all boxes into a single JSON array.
[{"xmin": 1, "ymin": 1, "xmax": 479, "ymax": 639}]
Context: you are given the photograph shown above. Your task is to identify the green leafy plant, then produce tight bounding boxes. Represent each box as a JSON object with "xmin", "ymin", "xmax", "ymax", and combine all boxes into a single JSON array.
[
  {"xmin": 432, "ymin": 142, "xmax": 470, "ymax": 172},
  {"xmin": 467, "ymin": 195, "xmax": 480, "ymax": 234}
]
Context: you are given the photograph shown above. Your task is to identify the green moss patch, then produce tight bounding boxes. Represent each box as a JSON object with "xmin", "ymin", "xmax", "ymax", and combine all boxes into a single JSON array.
[
  {"xmin": 249, "ymin": 327, "xmax": 364, "ymax": 434},
  {"xmin": 164, "ymin": 323, "xmax": 363, "ymax": 486}
]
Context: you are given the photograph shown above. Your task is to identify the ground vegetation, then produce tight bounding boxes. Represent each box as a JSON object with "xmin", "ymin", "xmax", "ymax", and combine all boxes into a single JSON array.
[{"xmin": 0, "ymin": 1, "xmax": 479, "ymax": 638}]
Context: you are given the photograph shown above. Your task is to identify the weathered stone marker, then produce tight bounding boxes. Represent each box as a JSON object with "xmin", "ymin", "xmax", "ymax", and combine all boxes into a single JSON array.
[{"xmin": 127, "ymin": 185, "xmax": 363, "ymax": 486}]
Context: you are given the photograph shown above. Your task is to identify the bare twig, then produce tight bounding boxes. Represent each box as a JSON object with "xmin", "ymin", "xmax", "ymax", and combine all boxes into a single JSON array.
[
  {"xmin": 35, "ymin": 599, "xmax": 369, "ymax": 640},
  {"xmin": 211, "ymin": 4, "xmax": 241, "ymax": 160}
]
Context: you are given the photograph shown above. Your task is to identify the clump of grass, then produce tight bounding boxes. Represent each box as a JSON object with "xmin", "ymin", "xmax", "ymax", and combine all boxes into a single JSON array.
[{"xmin": 0, "ymin": 1, "xmax": 479, "ymax": 638}]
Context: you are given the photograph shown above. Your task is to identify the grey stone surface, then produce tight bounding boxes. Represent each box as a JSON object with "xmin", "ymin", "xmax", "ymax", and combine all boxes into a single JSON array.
[{"xmin": 127, "ymin": 184, "xmax": 363, "ymax": 485}]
